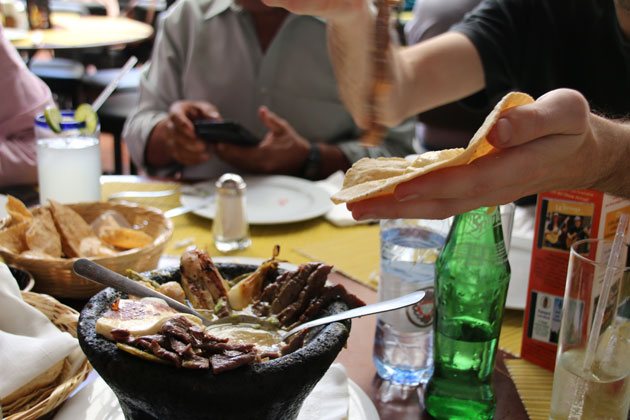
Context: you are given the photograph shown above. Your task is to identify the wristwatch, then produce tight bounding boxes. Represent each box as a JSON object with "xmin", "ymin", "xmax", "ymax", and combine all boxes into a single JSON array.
[{"xmin": 301, "ymin": 143, "xmax": 321, "ymax": 180}]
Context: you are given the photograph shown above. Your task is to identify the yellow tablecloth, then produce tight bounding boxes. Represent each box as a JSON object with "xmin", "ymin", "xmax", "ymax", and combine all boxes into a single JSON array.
[
  {"xmin": 102, "ymin": 180, "xmax": 551, "ymax": 418},
  {"xmin": 102, "ymin": 181, "xmax": 381, "ymax": 286}
]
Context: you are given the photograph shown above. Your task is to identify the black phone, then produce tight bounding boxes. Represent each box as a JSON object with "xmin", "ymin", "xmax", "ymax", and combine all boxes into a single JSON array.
[{"xmin": 194, "ymin": 120, "xmax": 261, "ymax": 147}]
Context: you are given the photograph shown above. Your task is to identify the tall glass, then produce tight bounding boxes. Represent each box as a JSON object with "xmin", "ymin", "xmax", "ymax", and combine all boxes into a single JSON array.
[
  {"xmin": 35, "ymin": 110, "xmax": 102, "ymax": 205},
  {"xmin": 549, "ymin": 238, "xmax": 630, "ymax": 420}
]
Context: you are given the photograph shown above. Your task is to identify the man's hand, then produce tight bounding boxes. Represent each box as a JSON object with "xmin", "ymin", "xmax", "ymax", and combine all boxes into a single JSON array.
[
  {"xmin": 214, "ymin": 106, "xmax": 310, "ymax": 175},
  {"xmin": 161, "ymin": 100, "xmax": 220, "ymax": 166},
  {"xmin": 262, "ymin": 0, "xmax": 370, "ymax": 24},
  {"xmin": 348, "ymin": 89, "xmax": 623, "ymax": 220}
]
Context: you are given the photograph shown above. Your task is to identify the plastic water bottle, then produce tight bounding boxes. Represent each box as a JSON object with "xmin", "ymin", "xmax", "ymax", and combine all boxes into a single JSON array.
[{"xmin": 373, "ymin": 218, "xmax": 449, "ymax": 386}]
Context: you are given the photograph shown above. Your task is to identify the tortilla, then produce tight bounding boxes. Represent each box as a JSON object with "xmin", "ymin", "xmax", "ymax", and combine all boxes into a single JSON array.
[
  {"xmin": 25, "ymin": 208, "xmax": 62, "ymax": 258},
  {"xmin": 99, "ymin": 227, "xmax": 153, "ymax": 250},
  {"xmin": 331, "ymin": 92, "xmax": 535, "ymax": 204},
  {"xmin": 6, "ymin": 195, "xmax": 33, "ymax": 226},
  {"xmin": 48, "ymin": 200, "xmax": 96, "ymax": 258},
  {"xmin": 0, "ymin": 359, "xmax": 64, "ymax": 408},
  {"xmin": 0, "ymin": 222, "xmax": 29, "ymax": 254}
]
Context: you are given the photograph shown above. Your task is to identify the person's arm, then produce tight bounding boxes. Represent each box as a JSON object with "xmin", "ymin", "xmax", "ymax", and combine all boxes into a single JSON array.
[
  {"xmin": 263, "ymin": 0, "xmax": 485, "ymax": 127},
  {"xmin": 0, "ymin": 26, "xmax": 53, "ymax": 187},
  {"xmin": 122, "ymin": 5, "xmax": 191, "ymax": 173},
  {"xmin": 347, "ymin": 89, "xmax": 630, "ymax": 220}
]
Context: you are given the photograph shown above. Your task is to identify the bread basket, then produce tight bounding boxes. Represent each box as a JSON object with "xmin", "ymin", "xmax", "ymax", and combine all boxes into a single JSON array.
[
  {"xmin": 2, "ymin": 291, "xmax": 92, "ymax": 420},
  {"xmin": 0, "ymin": 201, "xmax": 173, "ymax": 299}
]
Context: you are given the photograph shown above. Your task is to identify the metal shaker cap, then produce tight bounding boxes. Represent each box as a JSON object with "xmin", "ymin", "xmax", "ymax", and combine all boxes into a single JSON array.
[{"xmin": 215, "ymin": 173, "xmax": 246, "ymax": 193}]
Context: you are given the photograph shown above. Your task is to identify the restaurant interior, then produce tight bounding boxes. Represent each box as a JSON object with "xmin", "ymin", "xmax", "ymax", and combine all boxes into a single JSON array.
[{"xmin": 0, "ymin": 0, "xmax": 629, "ymax": 419}]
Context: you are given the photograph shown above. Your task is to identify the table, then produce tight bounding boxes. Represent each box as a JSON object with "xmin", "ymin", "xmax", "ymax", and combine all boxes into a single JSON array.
[
  {"xmin": 2, "ymin": 177, "xmax": 533, "ymax": 419},
  {"xmin": 98, "ymin": 175, "xmax": 531, "ymax": 419},
  {"xmin": 9, "ymin": 13, "xmax": 153, "ymax": 51}
]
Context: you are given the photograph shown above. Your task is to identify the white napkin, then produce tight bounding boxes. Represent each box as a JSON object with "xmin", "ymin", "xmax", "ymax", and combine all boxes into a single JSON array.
[
  {"xmin": 0, "ymin": 263, "xmax": 80, "ymax": 399},
  {"xmin": 297, "ymin": 363, "xmax": 350, "ymax": 420},
  {"xmin": 56, "ymin": 363, "xmax": 351, "ymax": 420},
  {"xmin": 317, "ymin": 171, "xmax": 374, "ymax": 227}
]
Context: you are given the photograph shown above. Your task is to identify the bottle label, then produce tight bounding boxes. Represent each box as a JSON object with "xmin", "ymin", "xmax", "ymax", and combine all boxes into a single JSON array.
[{"xmin": 406, "ymin": 286, "xmax": 434, "ymax": 328}]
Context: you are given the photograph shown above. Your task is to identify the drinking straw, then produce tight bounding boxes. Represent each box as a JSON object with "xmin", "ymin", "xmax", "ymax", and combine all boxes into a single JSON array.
[
  {"xmin": 91, "ymin": 56, "xmax": 139, "ymax": 112},
  {"xmin": 567, "ymin": 214, "xmax": 629, "ymax": 419},
  {"xmin": 582, "ymin": 213, "xmax": 629, "ymax": 371}
]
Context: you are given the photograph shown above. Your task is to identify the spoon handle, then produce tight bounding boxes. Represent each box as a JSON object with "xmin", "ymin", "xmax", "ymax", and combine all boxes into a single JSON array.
[
  {"xmin": 283, "ymin": 290, "xmax": 425, "ymax": 340},
  {"xmin": 73, "ymin": 259, "xmax": 207, "ymax": 324}
]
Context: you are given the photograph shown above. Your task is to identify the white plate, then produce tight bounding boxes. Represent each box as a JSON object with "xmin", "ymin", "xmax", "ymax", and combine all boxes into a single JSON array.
[
  {"xmin": 0, "ymin": 194, "xmax": 7, "ymax": 220},
  {"xmin": 54, "ymin": 373, "xmax": 378, "ymax": 420},
  {"xmin": 180, "ymin": 175, "xmax": 332, "ymax": 225},
  {"xmin": 504, "ymin": 205, "xmax": 536, "ymax": 310}
]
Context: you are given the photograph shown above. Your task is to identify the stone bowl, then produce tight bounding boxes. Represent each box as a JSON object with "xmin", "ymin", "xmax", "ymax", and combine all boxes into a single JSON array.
[{"xmin": 78, "ymin": 263, "xmax": 351, "ymax": 420}]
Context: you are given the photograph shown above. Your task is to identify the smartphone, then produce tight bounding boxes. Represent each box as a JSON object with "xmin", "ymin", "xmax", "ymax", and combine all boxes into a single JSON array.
[{"xmin": 194, "ymin": 120, "xmax": 261, "ymax": 147}]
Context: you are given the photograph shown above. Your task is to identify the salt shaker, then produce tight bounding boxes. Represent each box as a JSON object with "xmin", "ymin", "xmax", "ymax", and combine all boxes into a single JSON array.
[{"xmin": 212, "ymin": 173, "xmax": 251, "ymax": 252}]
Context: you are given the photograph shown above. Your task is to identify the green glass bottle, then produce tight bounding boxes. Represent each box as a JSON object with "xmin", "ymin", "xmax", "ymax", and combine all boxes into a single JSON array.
[{"xmin": 425, "ymin": 207, "xmax": 511, "ymax": 420}]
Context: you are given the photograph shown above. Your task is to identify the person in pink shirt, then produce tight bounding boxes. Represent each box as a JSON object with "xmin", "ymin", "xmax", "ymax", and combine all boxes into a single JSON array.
[{"xmin": 0, "ymin": 24, "xmax": 53, "ymax": 188}]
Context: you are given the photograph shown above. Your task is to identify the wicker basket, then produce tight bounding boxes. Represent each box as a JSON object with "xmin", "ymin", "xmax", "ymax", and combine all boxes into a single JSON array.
[
  {"xmin": 0, "ymin": 201, "xmax": 174, "ymax": 299},
  {"xmin": 3, "ymin": 292, "xmax": 92, "ymax": 420}
]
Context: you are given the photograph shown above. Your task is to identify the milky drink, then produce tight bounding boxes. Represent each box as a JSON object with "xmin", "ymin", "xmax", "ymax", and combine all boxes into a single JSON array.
[{"xmin": 37, "ymin": 136, "xmax": 101, "ymax": 204}]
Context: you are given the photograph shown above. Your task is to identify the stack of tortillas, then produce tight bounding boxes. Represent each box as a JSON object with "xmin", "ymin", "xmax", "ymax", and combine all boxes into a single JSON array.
[{"xmin": 332, "ymin": 92, "xmax": 534, "ymax": 204}]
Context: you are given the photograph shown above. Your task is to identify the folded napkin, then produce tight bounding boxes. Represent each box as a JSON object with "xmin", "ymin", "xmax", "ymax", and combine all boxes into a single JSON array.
[
  {"xmin": 0, "ymin": 263, "xmax": 80, "ymax": 400},
  {"xmin": 55, "ymin": 363, "xmax": 351, "ymax": 420},
  {"xmin": 317, "ymin": 171, "xmax": 374, "ymax": 227},
  {"xmin": 298, "ymin": 363, "xmax": 350, "ymax": 420}
]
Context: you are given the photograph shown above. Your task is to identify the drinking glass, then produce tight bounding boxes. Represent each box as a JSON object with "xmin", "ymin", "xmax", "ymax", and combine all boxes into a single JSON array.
[
  {"xmin": 549, "ymin": 238, "xmax": 630, "ymax": 420},
  {"xmin": 35, "ymin": 110, "xmax": 102, "ymax": 205}
]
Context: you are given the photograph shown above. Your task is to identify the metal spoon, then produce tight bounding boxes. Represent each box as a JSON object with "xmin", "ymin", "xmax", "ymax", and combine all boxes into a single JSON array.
[
  {"xmin": 72, "ymin": 258, "xmax": 212, "ymax": 326},
  {"xmin": 73, "ymin": 259, "xmax": 425, "ymax": 341},
  {"xmin": 279, "ymin": 290, "xmax": 424, "ymax": 341},
  {"xmin": 205, "ymin": 290, "xmax": 426, "ymax": 341}
]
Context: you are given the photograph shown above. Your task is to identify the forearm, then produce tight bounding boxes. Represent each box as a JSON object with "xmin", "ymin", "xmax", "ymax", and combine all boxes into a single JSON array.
[
  {"xmin": 328, "ymin": 18, "xmax": 485, "ymax": 128},
  {"xmin": 591, "ymin": 115, "xmax": 630, "ymax": 198},
  {"xmin": 392, "ymin": 33, "xmax": 485, "ymax": 124},
  {"xmin": 327, "ymin": 8, "xmax": 375, "ymax": 128},
  {"xmin": 0, "ymin": 132, "xmax": 38, "ymax": 187}
]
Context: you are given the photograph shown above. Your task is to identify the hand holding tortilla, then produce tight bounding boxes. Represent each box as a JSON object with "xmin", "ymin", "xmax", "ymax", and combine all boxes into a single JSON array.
[
  {"xmin": 332, "ymin": 91, "xmax": 534, "ymax": 204},
  {"xmin": 340, "ymin": 89, "xmax": 630, "ymax": 219}
]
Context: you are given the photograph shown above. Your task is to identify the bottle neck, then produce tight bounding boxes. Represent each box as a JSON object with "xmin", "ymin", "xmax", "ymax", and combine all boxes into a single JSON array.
[{"xmin": 442, "ymin": 207, "xmax": 508, "ymax": 263}]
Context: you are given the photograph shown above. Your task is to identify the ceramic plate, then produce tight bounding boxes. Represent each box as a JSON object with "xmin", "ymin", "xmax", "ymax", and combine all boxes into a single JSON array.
[
  {"xmin": 179, "ymin": 175, "xmax": 332, "ymax": 225},
  {"xmin": 0, "ymin": 194, "xmax": 7, "ymax": 220}
]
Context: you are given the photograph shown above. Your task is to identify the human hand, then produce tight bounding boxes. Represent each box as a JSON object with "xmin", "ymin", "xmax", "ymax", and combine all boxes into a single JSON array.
[
  {"xmin": 165, "ymin": 100, "xmax": 220, "ymax": 166},
  {"xmin": 261, "ymin": 0, "xmax": 371, "ymax": 24},
  {"xmin": 214, "ymin": 106, "xmax": 310, "ymax": 175},
  {"xmin": 348, "ymin": 89, "xmax": 601, "ymax": 220}
]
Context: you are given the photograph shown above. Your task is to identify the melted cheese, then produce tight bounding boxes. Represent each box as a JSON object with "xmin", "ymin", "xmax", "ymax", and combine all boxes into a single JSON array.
[{"xmin": 96, "ymin": 297, "xmax": 202, "ymax": 340}]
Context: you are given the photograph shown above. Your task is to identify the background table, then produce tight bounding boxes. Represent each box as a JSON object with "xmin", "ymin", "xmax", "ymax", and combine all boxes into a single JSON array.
[{"xmin": 10, "ymin": 13, "xmax": 153, "ymax": 51}]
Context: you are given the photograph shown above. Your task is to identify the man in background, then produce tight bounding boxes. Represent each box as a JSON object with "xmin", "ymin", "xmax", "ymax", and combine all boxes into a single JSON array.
[{"xmin": 123, "ymin": 0, "xmax": 415, "ymax": 180}]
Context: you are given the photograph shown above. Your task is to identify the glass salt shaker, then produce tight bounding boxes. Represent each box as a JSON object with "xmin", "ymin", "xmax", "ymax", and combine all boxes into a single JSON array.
[{"xmin": 212, "ymin": 173, "xmax": 251, "ymax": 252}]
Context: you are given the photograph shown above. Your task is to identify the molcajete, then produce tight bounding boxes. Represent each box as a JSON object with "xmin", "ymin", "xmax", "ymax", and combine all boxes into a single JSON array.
[{"xmin": 78, "ymin": 263, "xmax": 351, "ymax": 420}]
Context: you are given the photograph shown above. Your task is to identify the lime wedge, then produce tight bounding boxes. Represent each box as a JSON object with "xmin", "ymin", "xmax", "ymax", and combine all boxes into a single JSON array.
[
  {"xmin": 44, "ymin": 106, "xmax": 62, "ymax": 133},
  {"xmin": 75, "ymin": 103, "xmax": 99, "ymax": 134}
]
